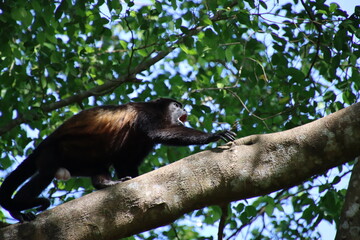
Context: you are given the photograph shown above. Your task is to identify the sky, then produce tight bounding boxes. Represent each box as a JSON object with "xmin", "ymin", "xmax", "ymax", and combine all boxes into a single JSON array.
[{"xmin": 331, "ymin": 1, "xmax": 358, "ymax": 14}]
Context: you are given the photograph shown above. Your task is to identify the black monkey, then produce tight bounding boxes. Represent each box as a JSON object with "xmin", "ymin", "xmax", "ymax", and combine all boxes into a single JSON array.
[{"xmin": 0, "ymin": 98, "xmax": 236, "ymax": 222}]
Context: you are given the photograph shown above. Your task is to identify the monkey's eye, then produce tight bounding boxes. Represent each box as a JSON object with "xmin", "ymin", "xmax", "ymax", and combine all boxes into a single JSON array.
[{"xmin": 173, "ymin": 102, "xmax": 181, "ymax": 108}]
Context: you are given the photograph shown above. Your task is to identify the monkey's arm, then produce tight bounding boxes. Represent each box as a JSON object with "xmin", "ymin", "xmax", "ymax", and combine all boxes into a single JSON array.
[{"xmin": 148, "ymin": 126, "xmax": 236, "ymax": 146}]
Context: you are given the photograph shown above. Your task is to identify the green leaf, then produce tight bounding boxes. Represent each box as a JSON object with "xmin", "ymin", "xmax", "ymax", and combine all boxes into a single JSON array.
[
  {"xmin": 236, "ymin": 12, "xmax": 251, "ymax": 26},
  {"xmin": 43, "ymin": 42, "xmax": 56, "ymax": 50},
  {"xmin": 259, "ymin": 0, "xmax": 268, "ymax": 10},
  {"xmin": 302, "ymin": 206, "xmax": 315, "ymax": 224},
  {"xmin": 110, "ymin": 0, "xmax": 122, "ymax": 12},
  {"xmin": 225, "ymin": 47, "xmax": 233, "ymax": 62},
  {"xmin": 200, "ymin": 15, "xmax": 212, "ymax": 26},
  {"xmin": 216, "ymin": 82, "xmax": 224, "ymax": 88},
  {"xmin": 265, "ymin": 203, "xmax": 275, "ymax": 216},
  {"xmin": 342, "ymin": 90, "xmax": 356, "ymax": 104},
  {"xmin": 171, "ymin": 0, "xmax": 177, "ymax": 10},
  {"xmin": 329, "ymin": 3, "xmax": 339, "ymax": 13},
  {"xmin": 179, "ymin": 43, "xmax": 197, "ymax": 55},
  {"xmin": 50, "ymin": 52, "xmax": 61, "ymax": 63},
  {"xmin": 334, "ymin": 29, "xmax": 347, "ymax": 51},
  {"xmin": 180, "ymin": 26, "xmax": 189, "ymax": 34},
  {"xmin": 11, "ymin": 7, "xmax": 27, "ymax": 21}
]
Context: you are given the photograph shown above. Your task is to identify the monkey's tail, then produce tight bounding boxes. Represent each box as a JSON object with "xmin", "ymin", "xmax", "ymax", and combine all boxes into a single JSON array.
[{"xmin": 0, "ymin": 153, "xmax": 37, "ymax": 211}]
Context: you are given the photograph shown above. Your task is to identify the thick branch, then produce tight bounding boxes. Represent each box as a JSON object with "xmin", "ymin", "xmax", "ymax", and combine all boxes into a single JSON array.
[{"xmin": 1, "ymin": 102, "xmax": 359, "ymax": 240}]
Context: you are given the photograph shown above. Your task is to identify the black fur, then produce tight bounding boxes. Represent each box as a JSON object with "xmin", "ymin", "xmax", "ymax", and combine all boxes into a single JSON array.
[{"xmin": 0, "ymin": 98, "xmax": 236, "ymax": 222}]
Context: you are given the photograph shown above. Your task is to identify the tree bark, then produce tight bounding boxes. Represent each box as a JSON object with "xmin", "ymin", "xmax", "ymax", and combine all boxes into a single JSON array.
[
  {"xmin": 335, "ymin": 159, "xmax": 360, "ymax": 240},
  {"xmin": 1, "ymin": 102, "xmax": 360, "ymax": 240}
]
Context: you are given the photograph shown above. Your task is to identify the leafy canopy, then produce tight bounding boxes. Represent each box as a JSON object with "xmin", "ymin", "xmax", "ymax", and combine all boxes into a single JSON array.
[{"xmin": 0, "ymin": 0, "xmax": 359, "ymax": 238}]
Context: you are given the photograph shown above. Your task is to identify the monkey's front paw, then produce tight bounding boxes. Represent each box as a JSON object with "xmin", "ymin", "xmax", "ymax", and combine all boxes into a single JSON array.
[{"xmin": 217, "ymin": 130, "xmax": 236, "ymax": 142}]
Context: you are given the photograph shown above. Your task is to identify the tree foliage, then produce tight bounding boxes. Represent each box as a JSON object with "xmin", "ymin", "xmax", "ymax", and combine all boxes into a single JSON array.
[{"xmin": 0, "ymin": 0, "xmax": 359, "ymax": 239}]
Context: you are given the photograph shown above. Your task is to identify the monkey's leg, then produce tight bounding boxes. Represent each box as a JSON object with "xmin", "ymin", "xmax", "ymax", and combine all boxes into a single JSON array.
[{"xmin": 11, "ymin": 171, "xmax": 55, "ymax": 221}]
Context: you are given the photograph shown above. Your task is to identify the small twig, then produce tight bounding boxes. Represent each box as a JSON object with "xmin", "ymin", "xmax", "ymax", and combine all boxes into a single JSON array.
[
  {"xmin": 300, "ymin": 0, "xmax": 322, "ymax": 84},
  {"xmin": 124, "ymin": 8, "xmax": 135, "ymax": 77},
  {"xmin": 218, "ymin": 203, "xmax": 229, "ymax": 240},
  {"xmin": 170, "ymin": 223, "xmax": 181, "ymax": 240},
  {"xmin": 247, "ymin": 57, "xmax": 269, "ymax": 82},
  {"xmin": 226, "ymin": 89, "xmax": 270, "ymax": 130}
]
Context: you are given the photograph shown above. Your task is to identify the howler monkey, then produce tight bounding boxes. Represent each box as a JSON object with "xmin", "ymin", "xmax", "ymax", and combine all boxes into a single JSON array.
[{"xmin": 0, "ymin": 98, "xmax": 236, "ymax": 222}]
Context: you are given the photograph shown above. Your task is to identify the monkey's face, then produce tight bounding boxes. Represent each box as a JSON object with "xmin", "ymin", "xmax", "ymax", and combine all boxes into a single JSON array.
[{"xmin": 168, "ymin": 101, "xmax": 187, "ymax": 126}]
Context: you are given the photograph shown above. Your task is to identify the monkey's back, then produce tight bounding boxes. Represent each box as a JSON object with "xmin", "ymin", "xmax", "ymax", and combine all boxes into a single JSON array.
[{"xmin": 36, "ymin": 104, "xmax": 153, "ymax": 177}]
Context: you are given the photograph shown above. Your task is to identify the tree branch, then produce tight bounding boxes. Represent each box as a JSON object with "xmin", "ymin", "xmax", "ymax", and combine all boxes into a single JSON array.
[
  {"xmin": 1, "ymin": 102, "xmax": 359, "ymax": 240},
  {"xmin": 335, "ymin": 159, "xmax": 360, "ymax": 240}
]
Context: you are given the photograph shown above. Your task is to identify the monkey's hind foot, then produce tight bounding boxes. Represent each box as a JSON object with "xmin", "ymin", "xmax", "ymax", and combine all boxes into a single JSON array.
[{"xmin": 10, "ymin": 211, "xmax": 36, "ymax": 222}]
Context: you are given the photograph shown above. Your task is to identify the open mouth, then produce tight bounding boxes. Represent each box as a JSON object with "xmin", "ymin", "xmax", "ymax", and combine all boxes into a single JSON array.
[{"xmin": 178, "ymin": 114, "xmax": 187, "ymax": 125}]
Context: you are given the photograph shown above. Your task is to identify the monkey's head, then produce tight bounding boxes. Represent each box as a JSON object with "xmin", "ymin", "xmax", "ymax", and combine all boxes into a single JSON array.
[
  {"xmin": 169, "ymin": 100, "xmax": 187, "ymax": 126},
  {"xmin": 152, "ymin": 98, "xmax": 187, "ymax": 126}
]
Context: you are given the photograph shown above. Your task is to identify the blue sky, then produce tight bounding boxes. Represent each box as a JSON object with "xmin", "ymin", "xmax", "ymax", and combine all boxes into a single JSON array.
[{"xmin": 332, "ymin": 1, "xmax": 358, "ymax": 14}]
